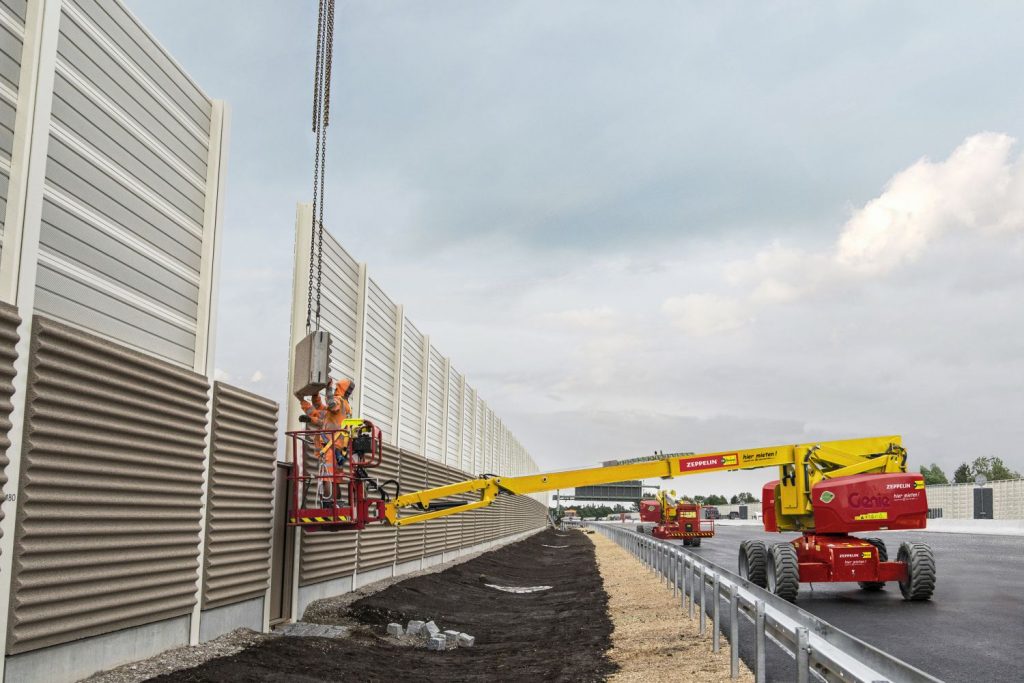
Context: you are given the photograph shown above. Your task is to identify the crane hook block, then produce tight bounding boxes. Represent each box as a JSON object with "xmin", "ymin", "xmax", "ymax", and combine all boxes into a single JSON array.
[{"xmin": 293, "ymin": 330, "xmax": 331, "ymax": 397}]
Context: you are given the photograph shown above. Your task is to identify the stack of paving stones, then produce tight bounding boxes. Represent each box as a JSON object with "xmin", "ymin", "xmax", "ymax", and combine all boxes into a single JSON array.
[{"xmin": 387, "ymin": 620, "xmax": 476, "ymax": 651}]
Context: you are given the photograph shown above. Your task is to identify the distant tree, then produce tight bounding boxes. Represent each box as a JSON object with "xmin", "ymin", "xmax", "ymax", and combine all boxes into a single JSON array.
[
  {"xmin": 630, "ymin": 502, "xmax": 639, "ymax": 512},
  {"xmin": 730, "ymin": 495, "xmax": 740, "ymax": 505},
  {"xmin": 704, "ymin": 494, "xmax": 729, "ymax": 506},
  {"xmin": 920, "ymin": 464, "xmax": 949, "ymax": 485},
  {"xmin": 693, "ymin": 495, "xmax": 706, "ymax": 504},
  {"xmin": 953, "ymin": 463, "xmax": 972, "ymax": 484},
  {"xmin": 735, "ymin": 492, "xmax": 760, "ymax": 504},
  {"xmin": 970, "ymin": 456, "xmax": 1021, "ymax": 482}
]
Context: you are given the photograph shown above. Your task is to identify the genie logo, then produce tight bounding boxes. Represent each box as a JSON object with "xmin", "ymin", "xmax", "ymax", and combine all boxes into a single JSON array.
[{"xmin": 848, "ymin": 493, "xmax": 891, "ymax": 508}]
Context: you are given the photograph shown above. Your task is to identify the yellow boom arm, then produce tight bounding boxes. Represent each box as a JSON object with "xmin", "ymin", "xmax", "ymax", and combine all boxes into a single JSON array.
[{"xmin": 383, "ymin": 435, "xmax": 907, "ymax": 529}]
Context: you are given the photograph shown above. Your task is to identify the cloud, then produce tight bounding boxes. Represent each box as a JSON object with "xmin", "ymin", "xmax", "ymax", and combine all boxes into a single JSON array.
[
  {"xmin": 250, "ymin": 370, "xmax": 265, "ymax": 383},
  {"xmin": 837, "ymin": 133, "xmax": 1024, "ymax": 273},
  {"xmin": 662, "ymin": 294, "xmax": 750, "ymax": 336},
  {"xmin": 671, "ymin": 133, "xmax": 1024, "ymax": 337},
  {"xmin": 545, "ymin": 306, "xmax": 617, "ymax": 330}
]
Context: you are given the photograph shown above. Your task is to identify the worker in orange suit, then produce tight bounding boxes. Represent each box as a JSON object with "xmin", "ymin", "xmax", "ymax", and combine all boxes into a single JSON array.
[
  {"xmin": 322, "ymin": 377, "xmax": 355, "ymax": 470},
  {"xmin": 298, "ymin": 378, "xmax": 356, "ymax": 507}
]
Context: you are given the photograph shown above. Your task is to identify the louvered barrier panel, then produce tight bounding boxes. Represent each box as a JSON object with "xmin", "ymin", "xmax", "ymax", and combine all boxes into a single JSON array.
[
  {"xmin": 425, "ymin": 461, "xmax": 465, "ymax": 553},
  {"xmin": 444, "ymin": 367, "xmax": 461, "ymax": 469},
  {"xmin": 361, "ymin": 280, "xmax": 396, "ymax": 444},
  {"xmin": 297, "ymin": 421, "xmax": 356, "ymax": 586},
  {"xmin": 438, "ymin": 466, "xmax": 466, "ymax": 552},
  {"xmin": 201, "ymin": 383, "xmax": 277, "ymax": 609},
  {"xmin": 0, "ymin": 303, "xmax": 19, "ymax": 549},
  {"xmin": 320, "ymin": 232, "xmax": 360, "ymax": 382},
  {"xmin": 37, "ymin": 0, "xmax": 213, "ymax": 368},
  {"xmin": 396, "ymin": 319, "xmax": 424, "ymax": 452},
  {"xmin": 396, "ymin": 450, "xmax": 426, "ymax": 563},
  {"xmin": 1, "ymin": 0, "xmax": 25, "ymax": 246},
  {"xmin": 422, "ymin": 458, "xmax": 447, "ymax": 557},
  {"xmin": 423, "ymin": 348, "xmax": 445, "ymax": 461},
  {"xmin": 7, "ymin": 317, "xmax": 209, "ymax": 654},
  {"xmin": 355, "ymin": 444, "xmax": 399, "ymax": 572}
]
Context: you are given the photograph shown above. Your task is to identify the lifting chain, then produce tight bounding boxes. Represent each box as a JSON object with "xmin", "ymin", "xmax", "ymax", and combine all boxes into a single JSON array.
[{"xmin": 307, "ymin": 0, "xmax": 336, "ymax": 333}]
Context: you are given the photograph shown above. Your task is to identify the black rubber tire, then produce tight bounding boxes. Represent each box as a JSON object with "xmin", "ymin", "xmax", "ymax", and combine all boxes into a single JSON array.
[
  {"xmin": 898, "ymin": 542, "xmax": 936, "ymax": 601},
  {"xmin": 767, "ymin": 543, "xmax": 800, "ymax": 602},
  {"xmin": 738, "ymin": 540, "xmax": 768, "ymax": 588},
  {"xmin": 858, "ymin": 537, "xmax": 888, "ymax": 591},
  {"xmin": 682, "ymin": 538, "xmax": 691, "ymax": 547},
  {"xmin": 689, "ymin": 538, "xmax": 701, "ymax": 548}
]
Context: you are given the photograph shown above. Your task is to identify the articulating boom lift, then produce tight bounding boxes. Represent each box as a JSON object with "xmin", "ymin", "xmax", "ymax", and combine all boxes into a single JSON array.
[
  {"xmin": 287, "ymin": 425, "xmax": 934, "ymax": 602},
  {"xmin": 637, "ymin": 491, "xmax": 715, "ymax": 546}
]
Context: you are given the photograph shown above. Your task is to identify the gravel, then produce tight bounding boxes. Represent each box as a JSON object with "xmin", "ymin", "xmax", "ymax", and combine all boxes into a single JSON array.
[
  {"xmin": 79, "ymin": 629, "xmax": 268, "ymax": 683},
  {"xmin": 591, "ymin": 532, "xmax": 754, "ymax": 683}
]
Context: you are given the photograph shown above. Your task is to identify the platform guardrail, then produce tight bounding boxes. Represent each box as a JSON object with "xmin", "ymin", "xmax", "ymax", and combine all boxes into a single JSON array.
[{"xmin": 584, "ymin": 522, "xmax": 942, "ymax": 683}]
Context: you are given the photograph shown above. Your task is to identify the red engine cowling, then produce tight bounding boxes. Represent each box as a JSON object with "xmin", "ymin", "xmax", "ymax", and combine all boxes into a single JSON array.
[
  {"xmin": 639, "ymin": 499, "xmax": 662, "ymax": 523},
  {"xmin": 811, "ymin": 472, "xmax": 928, "ymax": 534}
]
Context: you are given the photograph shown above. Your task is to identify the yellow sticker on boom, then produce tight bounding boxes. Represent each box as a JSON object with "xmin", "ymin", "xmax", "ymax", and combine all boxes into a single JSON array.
[
  {"xmin": 861, "ymin": 551, "xmax": 872, "ymax": 558},
  {"xmin": 854, "ymin": 512, "xmax": 888, "ymax": 521},
  {"xmin": 914, "ymin": 480, "xmax": 925, "ymax": 490}
]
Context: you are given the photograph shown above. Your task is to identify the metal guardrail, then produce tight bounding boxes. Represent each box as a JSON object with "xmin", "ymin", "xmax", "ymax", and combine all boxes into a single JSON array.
[{"xmin": 584, "ymin": 522, "xmax": 942, "ymax": 683}]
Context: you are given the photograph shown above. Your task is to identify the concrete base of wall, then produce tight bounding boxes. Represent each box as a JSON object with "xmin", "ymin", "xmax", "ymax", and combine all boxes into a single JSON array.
[
  {"xmin": 353, "ymin": 564, "xmax": 393, "ymax": 589},
  {"xmin": 297, "ymin": 574, "xmax": 353, "ymax": 617},
  {"xmin": 199, "ymin": 597, "xmax": 264, "ymax": 643},
  {"xmin": 3, "ymin": 615, "xmax": 189, "ymax": 683},
  {"xmin": 394, "ymin": 558, "xmax": 422, "ymax": 578},
  {"xmin": 421, "ymin": 552, "xmax": 444, "ymax": 569}
]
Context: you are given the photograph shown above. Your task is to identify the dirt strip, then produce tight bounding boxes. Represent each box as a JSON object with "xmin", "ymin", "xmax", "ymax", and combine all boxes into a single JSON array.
[
  {"xmin": 591, "ymin": 531, "xmax": 754, "ymax": 683},
  {"xmin": 145, "ymin": 528, "xmax": 615, "ymax": 682}
]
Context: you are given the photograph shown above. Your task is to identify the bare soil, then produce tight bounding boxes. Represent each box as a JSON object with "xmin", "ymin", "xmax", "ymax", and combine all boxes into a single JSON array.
[{"xmin": 148, "ymin": 528, "xmax": 615, "ymax": 682}]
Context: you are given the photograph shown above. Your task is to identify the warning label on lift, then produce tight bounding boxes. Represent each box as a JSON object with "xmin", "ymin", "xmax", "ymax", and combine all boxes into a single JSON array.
[{"xmin": 679, "ymin": 453, "xmax": 738, "ymax": 471}]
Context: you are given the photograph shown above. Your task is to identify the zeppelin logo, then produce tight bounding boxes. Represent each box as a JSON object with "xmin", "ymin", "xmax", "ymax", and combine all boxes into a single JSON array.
[{"xmin": 680, "ymin": 454, "xmax": 738, "ymax": 471}]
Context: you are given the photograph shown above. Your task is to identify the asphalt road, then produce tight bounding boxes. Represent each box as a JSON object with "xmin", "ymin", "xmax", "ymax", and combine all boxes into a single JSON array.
[{"xmin": 637, "ymin": 524, "xmax": 1023, "ymax": 682}]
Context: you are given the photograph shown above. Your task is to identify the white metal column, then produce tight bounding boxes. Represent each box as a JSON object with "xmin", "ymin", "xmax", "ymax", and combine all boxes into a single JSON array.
[
  {"xmin": 189, "ymin": 101, "xmax": 230, "ymax": 645},
  {"xmin": 0, "ymin": 0, "xmax": 62, "ymax": 673}
]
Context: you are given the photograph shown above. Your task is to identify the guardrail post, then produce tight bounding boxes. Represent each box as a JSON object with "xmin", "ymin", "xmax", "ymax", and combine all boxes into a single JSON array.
[
  {"xmin": 712, "ymin": 572, "xmax": 721, "ymax": 652},
  {"xmin": 729, "ymin": 583, "xmax": 739, "ymax": 679},
  {"xmin": 796, "ymin": 627, "xmax": 810, "ymax": 683},
  {"xmin": 755, "ymin": 600, "xmax": 766, "ymax": 683},
  {"xmin": 680, "ymin": 556, "xmax": 687, "ymax": 609},
  {"xmin": 687, "ymin": 560, "xmax": 695, "ymax": 618},
  {"xmin": 671, "ymin": 551, "xmax": 678, "ymax": 598},
  {"xmin": 699, "ymin": 564, "xmax": 706, "ymax": 636}
]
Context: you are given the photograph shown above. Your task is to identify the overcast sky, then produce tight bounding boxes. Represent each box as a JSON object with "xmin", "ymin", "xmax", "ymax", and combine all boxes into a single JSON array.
[{"xmin": 128, "ymin": 1, "xmax": 1023, "ymax": 498}]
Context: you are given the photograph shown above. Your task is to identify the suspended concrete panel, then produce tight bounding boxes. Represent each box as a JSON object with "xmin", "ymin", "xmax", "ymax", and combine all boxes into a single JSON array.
[
  {"xmin": 202, "ymin": 382, "xmax": 277, "ymax": 610},
  {"xmin": 7, "ymin": 316, "xmax": 209, "ymax": 654}
]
